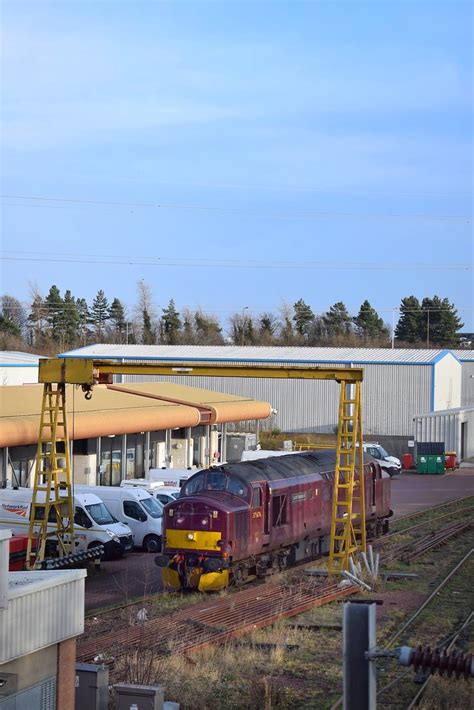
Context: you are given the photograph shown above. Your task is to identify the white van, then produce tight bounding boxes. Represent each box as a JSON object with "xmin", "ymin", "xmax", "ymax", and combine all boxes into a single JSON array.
[
  {"xmin": 363, "ymin": 443, "xmax": 402, "ymax": 476},
  {"xmin": 0, "ymin": 487, "xmax": 133, "ymax": 559},
  {"xmin": 148, "ymin": 469, "xmax": 193, "ymax": 487},
  {"xmin": 75, "ymin": 486, "xmax": 164, "ymax": 553},
  {"xmin": 121, "ymin": 480, "xmax": 181, "ymax": 506}
]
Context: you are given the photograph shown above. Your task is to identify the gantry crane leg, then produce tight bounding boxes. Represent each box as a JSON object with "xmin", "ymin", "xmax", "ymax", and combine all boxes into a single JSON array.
[
  {"xmin": 328, "ymin": 380, "xmax": 366, "ymax": 574},
  {"xmin": 26, "ymin": 383, "xmax": 75, "ymax": 569}
]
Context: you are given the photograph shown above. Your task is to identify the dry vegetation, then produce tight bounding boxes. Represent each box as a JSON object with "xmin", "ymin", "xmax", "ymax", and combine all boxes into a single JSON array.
[{"xmin": 98, "ymin": 498, "xmax": 474, "ymax": 709}]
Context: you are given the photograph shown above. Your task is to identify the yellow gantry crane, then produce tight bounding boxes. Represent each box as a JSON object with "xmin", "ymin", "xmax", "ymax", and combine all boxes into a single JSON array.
[{"xmin": 26, "ymin": 357, "xmax": 366, "ymax": 572}]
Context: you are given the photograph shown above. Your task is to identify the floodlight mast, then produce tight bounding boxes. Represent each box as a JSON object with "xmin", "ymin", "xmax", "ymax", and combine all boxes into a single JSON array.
[{"xmin": 26, "ymin": 358, "xmax": 366, "ymax": 572}]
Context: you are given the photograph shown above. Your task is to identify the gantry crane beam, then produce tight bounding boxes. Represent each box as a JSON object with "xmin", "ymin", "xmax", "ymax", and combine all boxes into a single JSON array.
[
  {"xmin": 27, "ymin": 357, "xmax": 366, "ymax": 571},
  {"xmin": 38, "ymin": 358, "xmax": 363, "ymax": 385}
]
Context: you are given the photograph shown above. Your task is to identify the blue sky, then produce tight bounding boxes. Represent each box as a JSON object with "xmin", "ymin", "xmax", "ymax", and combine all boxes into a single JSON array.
[{"xmin": 1, "ymin": 0, "xmax": 472, "ymax": 331}]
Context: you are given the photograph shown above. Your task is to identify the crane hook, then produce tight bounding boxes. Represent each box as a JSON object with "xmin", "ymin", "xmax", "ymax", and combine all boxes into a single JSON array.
[{"xmin": 81, "ymin": 385, "xmax": 93, "ymax": 400}]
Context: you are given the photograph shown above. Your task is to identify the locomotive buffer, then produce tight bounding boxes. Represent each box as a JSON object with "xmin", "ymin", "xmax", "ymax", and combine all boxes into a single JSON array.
[{"xmin": 26, "ymin": 358, "xmax": 366, "ymax": 573}]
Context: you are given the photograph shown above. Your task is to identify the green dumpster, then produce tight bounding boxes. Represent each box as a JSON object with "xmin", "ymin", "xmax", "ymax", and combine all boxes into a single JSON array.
[
  {"xmin": 416, "ymin": 455, "xmax": 428, "ymax": 473},
  {"xmin": 423, "ymin": 454, "xmax": 445, "ymax": 474}
]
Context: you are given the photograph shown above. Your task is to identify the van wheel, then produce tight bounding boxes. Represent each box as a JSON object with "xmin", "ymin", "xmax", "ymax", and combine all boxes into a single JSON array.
[{"xmin": 144, "ymin": 535, "xmax": 161, "ymax": 553}]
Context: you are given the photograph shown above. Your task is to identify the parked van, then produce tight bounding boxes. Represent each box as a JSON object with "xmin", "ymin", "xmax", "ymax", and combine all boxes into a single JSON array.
[
  {"xmin": 363, "ymin": 443, "xmax": 402, "ymax": 476},
  {"xmin": 121, "ymin": 480, "xmax": 181, "ymax": 506},
  {"xmin": 75, "ymin": 486, "xmax": 164, "ymax": 553},
  {"xmin": 0, "ymin": 487, "xmax": 133, "ymax": 559},
  {"xmin": 148, "ymin": 469, "xmax": 193, "ymax": 487}
]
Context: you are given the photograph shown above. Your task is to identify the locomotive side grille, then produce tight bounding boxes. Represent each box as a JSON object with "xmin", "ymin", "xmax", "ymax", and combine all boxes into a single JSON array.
[{"xmin": 234, "ymin": 512, "xmax": 249, "ymax": 542}]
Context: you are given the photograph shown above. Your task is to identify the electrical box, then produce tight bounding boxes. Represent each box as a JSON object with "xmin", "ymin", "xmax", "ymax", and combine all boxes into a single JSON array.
[
  {"xmin": 114, "ymin": 684, "xmax": 164, "ymax": 710},
  {"xmin": 225, "ymin": 433, "xmax": 257, "ymax": 463},
  {"xmin": 153, "ymin": 442, "xmax": 167, "ymax": 469},
  {"xmin": 75, "ymin": 663, "xmax": 109, "ymax": 710}
]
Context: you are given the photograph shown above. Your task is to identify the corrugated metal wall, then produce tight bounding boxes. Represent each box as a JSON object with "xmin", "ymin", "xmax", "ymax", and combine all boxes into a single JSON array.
[
  {"xmin": 124, "ymin": 362, "xmax": 432, "ymax": 436},
  {"xmin": 0, "ymin": 576, "xmax": 85, "ymax": 663},
  {"xmin": 414, "ymin": 409, "xmax": 474, "ymax": 459},
  {"xmin": 461, "ymin": 362, "xmax": 474, "ymax": 406}
]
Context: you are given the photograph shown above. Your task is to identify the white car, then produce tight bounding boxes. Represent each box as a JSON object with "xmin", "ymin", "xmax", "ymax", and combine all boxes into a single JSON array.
[{"xmin": 363, "ymin": 443, "xmax": 401, "ymax": 476}]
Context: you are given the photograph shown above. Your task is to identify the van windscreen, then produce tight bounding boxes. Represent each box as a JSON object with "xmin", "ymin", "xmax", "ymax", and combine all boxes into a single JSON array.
[
  {"xmin": 85, "ymin": 502, "xmax": 116, "ymax": 525},
  {"xmin": 140, "ymin": 497, "xmax": 163, "ymax": 519}
]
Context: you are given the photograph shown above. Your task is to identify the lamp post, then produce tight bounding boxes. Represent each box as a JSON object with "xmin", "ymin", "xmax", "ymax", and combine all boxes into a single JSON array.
[
  {"xmin": 241, "ymin": 306, "xmax": 249, "ymax": 347},
  {"xmin": 391, "ymin": 307, "xmax": 399, "ymax": 349}
]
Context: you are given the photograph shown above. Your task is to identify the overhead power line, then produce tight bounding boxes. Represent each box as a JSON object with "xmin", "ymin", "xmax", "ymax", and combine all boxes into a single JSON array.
[
  {"xmin": 1, "ymin": 253, "xmax": 471, "ymax": 271},
  {"xmin": 1, "ymin": 194, "xmax": 471, "ymax": 223}
]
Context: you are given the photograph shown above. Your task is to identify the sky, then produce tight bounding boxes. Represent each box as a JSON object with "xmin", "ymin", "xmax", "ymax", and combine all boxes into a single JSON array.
[{"xmin": 1, "ymin": 0, "xmax": 473, "ymax": 332}]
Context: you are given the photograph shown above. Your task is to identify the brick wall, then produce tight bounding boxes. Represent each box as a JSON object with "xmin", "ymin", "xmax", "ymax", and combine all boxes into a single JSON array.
[{"xmin": 57, "ymin": 638, "xmax": 76, "ymax": 710}]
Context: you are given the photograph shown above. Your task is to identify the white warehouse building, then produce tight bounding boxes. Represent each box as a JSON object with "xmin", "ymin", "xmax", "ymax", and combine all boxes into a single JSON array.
[
  {"xmin": 453, "ymin": 350, "xmax": 474, "ymax": 407},
  {"xmin": 0, "ymin": 351, "xmax": 41, "ymax": 386},
  {"xmin": 60, "ymin": 345, "xmax": 473, "ymax": 457}
]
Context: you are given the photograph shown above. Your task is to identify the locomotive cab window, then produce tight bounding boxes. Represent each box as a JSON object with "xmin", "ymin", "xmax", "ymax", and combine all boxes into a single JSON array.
[
  {"xmin": 252, "ymin": 486, "xmax": 262, "ymax": 508},
  {"xmin": 184, "ymin": 473, "xmax": 206, "ymax": 495},
  {"xmin": 272, "ymin": 494, "xmax": 288, "ymax": 527},
  {"xmin": 206, "ymin": 471, "xmax": 226, "ymax": 491},
  {"xmin": 227, "ymin": 476, "xmax": 246, "ymax": 498}
]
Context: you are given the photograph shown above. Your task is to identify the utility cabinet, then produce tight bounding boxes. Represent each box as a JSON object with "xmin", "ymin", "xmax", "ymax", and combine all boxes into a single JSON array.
[
  {"xmin": 114, "ymin": 684, "xmax": 164, "ymax": 710},
  {"xmin": 75, "ymin": 663, "xmax": 109, "ymax": 710}
]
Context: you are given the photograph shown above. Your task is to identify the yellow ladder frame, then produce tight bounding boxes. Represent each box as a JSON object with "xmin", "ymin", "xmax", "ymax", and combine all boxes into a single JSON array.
[
  {"xmin": 26, "ymin": 383, "xmax": 75, "ymax": 569},
  {"xmin": 328, "ymin": 380, "xmax": 366, "ymax": 574},
  {"xmin": 28, "ymin": 357, "xmax": 368, "ymax": 570}
]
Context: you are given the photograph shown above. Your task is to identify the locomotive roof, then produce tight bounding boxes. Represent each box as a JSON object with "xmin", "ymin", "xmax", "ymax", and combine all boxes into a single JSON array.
[{"xmin": 217, "ymin": 450, "xmax": 341, "ymax": 484}]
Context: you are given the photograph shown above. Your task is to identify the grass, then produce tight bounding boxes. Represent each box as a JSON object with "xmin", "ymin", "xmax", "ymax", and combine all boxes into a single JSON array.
[{"xmin": 97, "ymin": 496, "xmax": 474, "ymax": 709}]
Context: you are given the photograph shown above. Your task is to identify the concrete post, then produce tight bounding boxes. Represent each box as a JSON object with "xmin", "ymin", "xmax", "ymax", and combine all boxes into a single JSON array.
[
  {"xmin": 343, "ymin": 602, "xmax": 376, "ymax": 710},
  {"xmin": 145, "ymin": 431, "xmax": 151, "ymax": 475}
]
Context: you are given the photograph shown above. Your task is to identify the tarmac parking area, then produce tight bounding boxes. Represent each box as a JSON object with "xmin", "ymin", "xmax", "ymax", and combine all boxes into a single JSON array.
[
  {"xmin": 390, "ymin": 467, "xmax": 474, "ymax": 518},
  {"xmin": 85, "ymin": 550, "xmax": 162, "ymax": 611}
]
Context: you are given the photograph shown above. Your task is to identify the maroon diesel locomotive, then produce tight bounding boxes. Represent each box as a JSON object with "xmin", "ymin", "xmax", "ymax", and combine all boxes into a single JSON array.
[{"xmin": 157, "ymin": 451, "xmax": 391, "ymax": 592}]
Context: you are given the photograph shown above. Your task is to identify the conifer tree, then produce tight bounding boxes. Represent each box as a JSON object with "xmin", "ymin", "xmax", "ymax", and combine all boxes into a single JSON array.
[
  {"xmin": 323, "ymin": 301, "xmax": 352, "ymax": 337},
  {"xmin": 293, "ymin": 299, "xmax": 315, "ymax": 337},
  {"xmin": 76, "ymin": 298, "xmax": 90, "ymax": 346},
  {"xmin": 109, "ymin": 297, "xmax": 126, "ymax": 341},
  {"xmin": 44, "ymin": 285, "xmax": 64, "ymax": 343},
  {"xmin": 395, "ymin": 296, "xmax": 422, "ymax": 343},
  {"xmin": 420, "ymin": 296, "xmax": 463, "ymax": 347},
  {"xmin": 161, "ymin": 299, "xmax": 182, "ymax": 344},
  {"xmin": 91, "ymin": 289, "xmax": 109, "ymax": 341},
  {"xmin": 27, "ymin": 293, "xmax": 47, "ymax": 347},
  {"xmin": 353, "ymin": 300, "xmax": 389, "ymax": 341},
  {"xmin": 63, "ymin": 290, "xmax": 79, "ymax": 347},
  {"xmin": 142, "ymin": 308, "xmax": 155, "ymax": 344}
]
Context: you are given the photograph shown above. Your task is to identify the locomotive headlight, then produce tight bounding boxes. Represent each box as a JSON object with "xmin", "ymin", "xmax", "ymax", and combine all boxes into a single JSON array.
[
  {"xmin": 187, "ymin": 532, "xmax": 195, "ymax": 541},
  {"xmin": 201, "ymin": 518, "xmax": 208, "ymax": 526}
]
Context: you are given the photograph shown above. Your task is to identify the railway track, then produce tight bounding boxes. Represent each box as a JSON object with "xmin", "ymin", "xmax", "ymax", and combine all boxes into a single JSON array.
[
  {"xmin": 381, "ymin": 519, "xmax": 473, "ymax": 564},
  {"xmin": 84, "ymin": 498, "xmax": 474, "ymax": 622},
  {"xmin": 77, "ymin": 577, "xmax": 358, "ymax": 668},
  {"xmin": 331, "ymin": 548, "xmax": 474, "ymax": 709}
]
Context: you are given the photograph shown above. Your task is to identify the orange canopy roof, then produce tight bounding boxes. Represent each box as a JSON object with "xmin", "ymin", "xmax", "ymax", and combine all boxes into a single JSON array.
[{"xmin": 0, "ymin": 382, "xmax": 272, "ymax": 447}]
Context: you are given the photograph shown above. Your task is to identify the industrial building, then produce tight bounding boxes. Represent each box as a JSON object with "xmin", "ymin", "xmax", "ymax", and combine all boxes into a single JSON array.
[
  {"xmin": 0, "ymin": 352, "xmax": 42, "ymax": 386},
  {"xmin": 57, "ymin": 344, "xmax": 473, "ymax": 458},
  {"xmin": 0, "ymin": 378, "xmax": 271, "ymax": 487},
  {"xmin": 453, "ymin": 349, "xmax": 474, "ymax": 407},
  {"xmin": 0, "ymin": 530, "xmax": 86, "ymax": 708}
]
